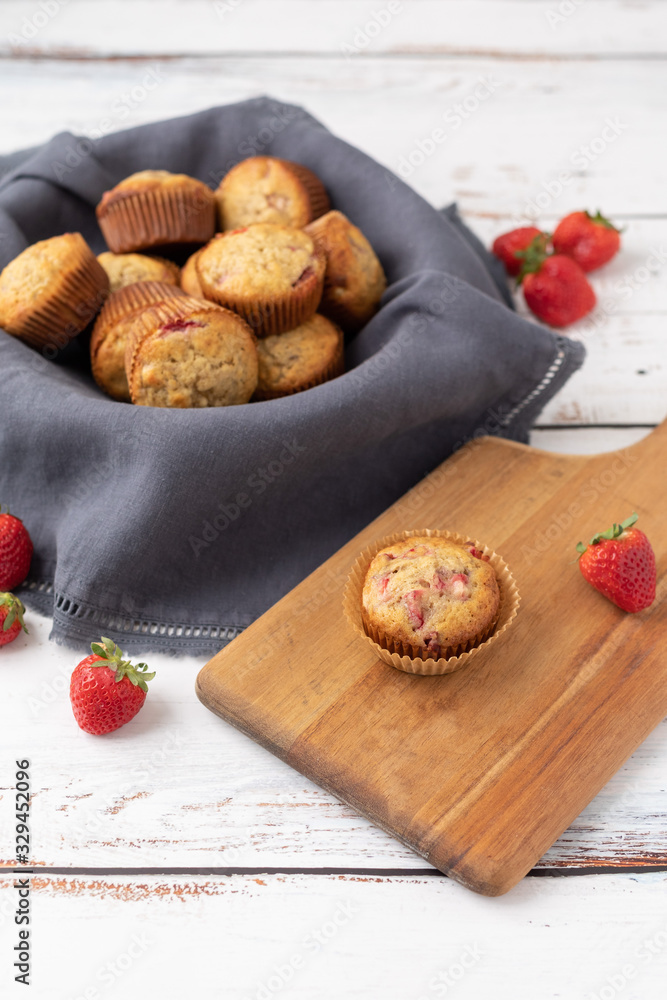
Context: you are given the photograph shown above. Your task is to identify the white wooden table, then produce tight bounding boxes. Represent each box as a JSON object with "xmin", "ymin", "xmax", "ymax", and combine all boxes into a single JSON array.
[{"xmin": 1, "ymin": 3, "xmax": 666, "ymax": 996}]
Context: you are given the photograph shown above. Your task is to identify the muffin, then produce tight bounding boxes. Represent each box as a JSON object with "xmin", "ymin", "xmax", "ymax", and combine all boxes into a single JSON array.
[
  {"xmin": 96, "ymin": 170, "xmax": 216, "ymax": 253},
  {"xmin": 0, "ymin": 233, "xmax": 109, "ymax": 355},
  {"xmin": 255, "ymin": 314, "xmax": 344, "ymax": 400},
  {"xmin": 304, "ymin": 210, "xmax": 386, "ymax": 333},
  {"xmin": 90, "ymin": 280, "xmax": 188, "ymax": 402},
  {"xmin": 124, "ymin": 296, "xmax": 258, "ymax": 408},
  {"xmin": 196, "ymin": 223, "xmax": 325, "ymax": 337},
  {"xmin": 179, "ymin": 249, "xmax": 207, "ymax": 299},
  {"xmin": 97, "ymin": 251, "xmax": 180, "ymax": 293},
  {"xmin": 361, "ymin": 535, "xmax": 500, "ymax": 660},
  {"xmin": 215, "ymin": 156, "xmax": 329, "ymax": 230}
]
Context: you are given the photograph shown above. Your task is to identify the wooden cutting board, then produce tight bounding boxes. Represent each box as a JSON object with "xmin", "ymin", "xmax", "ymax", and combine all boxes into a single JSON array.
[{"xmin": 196, "ymin": 421, "xmax": 667, "ymax": 896}]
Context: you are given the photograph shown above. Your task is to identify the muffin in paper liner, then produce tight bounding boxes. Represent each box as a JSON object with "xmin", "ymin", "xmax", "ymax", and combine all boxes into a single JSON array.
[
  {"xmin": 343, "ymin": 528, "xmax": 520, "ymax": 676},
  {"xmin": 215, "ymin": 156, "xmax": 330, "ymax": 230},
  {"xmin": 195, "ymin": 227, "xmax": 325, "ymax": 338},
  {"xmin": 123, "ymin": 295, "xmax": 258, "ymax": 407},
  {"xmin": 96, "ymin": 172, "xmax": 216, "ymax": 253},
  {"xmin": 0, "ymin": 232, "xmax": 109, "ymax": 355},
  {"xmin": 253, "ymin": 316, "xmax": 344, "ymax": 401}
]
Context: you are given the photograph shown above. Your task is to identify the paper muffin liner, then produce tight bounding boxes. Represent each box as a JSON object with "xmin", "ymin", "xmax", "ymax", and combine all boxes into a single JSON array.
[
  {"xmin": 343, "ymin": 528, "xmax": 520, "ymax": 676},
  {"xmin": 281, "ymin": 160, "xmax": 331, "ymax": 221},
  {"xmin": 13, "ymin": 237, "xmax": 109, "ymax": 355},
  {"xmin": 97, "ymin": 183, "xmax": 216, "ymax": 254},
  {"xmin": 253, "ymin": 327, "xmax": 344, "ymax": 401},
  {"xmin": 95, "ymin": 280, "xmax": 188, "ymax": 331},
  {"xmin": 198, "ymin": 247, "xmax": 325, "ymax": 338}
]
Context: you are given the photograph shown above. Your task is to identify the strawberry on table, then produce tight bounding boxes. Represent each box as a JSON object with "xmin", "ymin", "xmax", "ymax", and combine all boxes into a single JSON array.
[
  {"xmin": 492, "ymin": 227, "xmax": 546, "ymax": 276},
  {"xmin": 576, "ymin": 513, "xmax": 656, "ymax": 613},
  {"xmin": 70, "ymin": 637, "xmax": 156, "ymax": 735},
  {"xmin": 552, "ymin": 210, "xmax": 621, "ymax": 272},
  {"xmin": 0, "ymin": 592, "xmax": 28, "ymax": 647},
  {"xmin": 517, "ymin": 236, "xmax": 596, "ymax": 327},
  {"xmin": 0, "ymin": 509, "xmax": 33, "ymax": 591}
]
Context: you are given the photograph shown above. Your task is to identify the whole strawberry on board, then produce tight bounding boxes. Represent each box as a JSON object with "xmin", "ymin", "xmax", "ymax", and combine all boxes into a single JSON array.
[
  {"xmin": 553, "ymin": 210, "xmax": 621, "ymax": 273},
  {"xmin": 70, "ymin": 637, "xmax": 156, "ymax": 735},
  {"xmin": 517, "ymin": 234, "xmax": 596, "ymax": 327},
  {"xmin": 0, "ymin": 592, "xmax": 28, "ymax": 647},
  {"xmin": 576, "ymin": 513, "xmax": 656, "ymax": 613},
  {"xmin": 0, "ymin": 509, "xmax": 33, "ymax": 591},
  {"xmin": 492, "ymin": 226, "xmax": 546, "ymax": 277}
]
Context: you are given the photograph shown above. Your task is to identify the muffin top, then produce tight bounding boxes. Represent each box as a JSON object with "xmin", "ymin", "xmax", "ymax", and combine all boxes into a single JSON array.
[
  {"xmin": 98, "ymin": 170, "xmax": 214, "ymax": 210},
  {"xmin": 362, "ymin": 536, "xmax": 500, "ymax": 656},
  {"xmin": 217, "ymin": 157, "xmax": 320, "ymax": 229},
  {"xmin": 196, "ymin": 224, "xmax": 323, "ymax": 298},
  {"xmin": 256, "ymin": 314, "xmax": 342, "ymax": 395},
  {"xmin": 97, "ymin": 252, "xmax": 180, "ymax": 293}
]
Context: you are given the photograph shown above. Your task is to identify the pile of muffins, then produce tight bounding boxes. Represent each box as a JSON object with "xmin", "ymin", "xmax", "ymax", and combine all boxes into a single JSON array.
[{"xmin": 0, "ymin": 157, "xmax": 387, "ymax": 407}]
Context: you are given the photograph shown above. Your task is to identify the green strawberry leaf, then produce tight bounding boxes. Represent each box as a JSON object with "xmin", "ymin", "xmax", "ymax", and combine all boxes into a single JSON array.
[
  {"xmin": 1, "ymin": 593, "xmax": 27, "ymax": 632},
  {"xmin": 586, "ymin": 209, "xmax": 623, "ymax": 233},
  {"xmin": 589, "ymin": 511, "xmax": 638, "ymax": 545},
  {"xmin": 88, "ymin": 637, "xmax": 156, "ymax": 692}
]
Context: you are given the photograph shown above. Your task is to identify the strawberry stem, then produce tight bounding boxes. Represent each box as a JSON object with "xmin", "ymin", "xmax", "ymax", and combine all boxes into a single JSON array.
[
  {"xmin": 515, "ymin": 233, "xmax": 551, "ymax": 284},
  {"xmin": 89, "ymin": 637, "xmax": 155, "ymax": 693},
  {"xmin": 0, "ymin": 592, "xmax": 27, "ymax": 633},
  {"xmin": 586, "ymin": 209, "xmax": 622, "ymax": 233},
  {"xmin": 576, "ymin": 512, "xmax": 639, "ymax": 557}
]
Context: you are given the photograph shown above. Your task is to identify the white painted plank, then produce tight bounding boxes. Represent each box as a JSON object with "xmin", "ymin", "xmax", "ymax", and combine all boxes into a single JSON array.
[
  {"xmin": 0, "ymin": 873, "xmax": 666, "ymax": 999},
  {"xmin": 2, "ymin": 0, "xmax": 666, "ymax": 58},
  {"xmin": 533, "ymin": 313, "xmax": 666, "ymax": 426},
  {"xmin": 0, "ymin": 56, "xmax": 664, "ymax": 223},
  {"xmin": 530, "ymin": 426, "xmax": 653, "ymax": 454},
  {"xmin": 0, "ymin": 612, "xmax": 665, "ymax": 870}
]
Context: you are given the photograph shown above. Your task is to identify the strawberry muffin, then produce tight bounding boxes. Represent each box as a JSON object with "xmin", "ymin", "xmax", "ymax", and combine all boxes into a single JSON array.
[
  {"xmin": 215, "ymin": 156, "xmax": 329, "ymax": 230},
  {"xmin": 0, "ymin": 232, "xmax": 108, "ymax": 354},
  {"xmin": 361, "ymin": 536, "xmax": 500, "ymax": 660},
  {"xmin": 91, "ymin": 280, "xmax": 188, "ymax": 401},
  {"xmin": 96, "ymin": 170, "xmax": 216, "ymax": 253},
  {"xmin": 97, "ymin": 252, "xmax": 180, "ymax": 293},
  {"xmin": 196, "ymin": 223, "xmax": 325, "ymax": 337},
  {"xmin": 255, "ymin": 314, "xmax": 343, "ymax": 400},
  {"xmin": 124, "ymin": 296, "xmax": 258, "ymax": 408},
  {"xmin": 304, "ymin": 211, "xmax": 386, "ymax": 334}
]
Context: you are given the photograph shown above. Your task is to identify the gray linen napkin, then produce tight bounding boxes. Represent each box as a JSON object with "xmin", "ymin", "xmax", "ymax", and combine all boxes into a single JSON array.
[{"xmin": 0, "ymin": 98, "xmax": 584, "ymax": 653}]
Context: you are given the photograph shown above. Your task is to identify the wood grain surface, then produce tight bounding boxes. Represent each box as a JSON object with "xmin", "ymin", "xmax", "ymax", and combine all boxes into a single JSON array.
[{"xmin": 197, "ymin": 421, "xmax": 667, "ymax": 895}]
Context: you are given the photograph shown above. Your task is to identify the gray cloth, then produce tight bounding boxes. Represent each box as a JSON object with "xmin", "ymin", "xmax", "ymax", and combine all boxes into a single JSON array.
[{"xmin": 0, "ymin": 98, "xmax": 584, "ymax": 654}]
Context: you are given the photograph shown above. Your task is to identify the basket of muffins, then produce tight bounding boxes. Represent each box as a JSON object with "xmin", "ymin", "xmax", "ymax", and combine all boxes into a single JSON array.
[
  {"xmin": 0, "ymin": 157, "xmax": 386, "ymax": 407},
  {"xmin": 343, "ymin": 529, "xmax": 520, "ymax": 676}
]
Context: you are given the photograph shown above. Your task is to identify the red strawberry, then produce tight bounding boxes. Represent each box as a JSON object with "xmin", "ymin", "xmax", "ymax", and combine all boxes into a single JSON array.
[
  {"xmin": 518, "ymin": 237, "xmax": 596, "ymax": 327},
  {"xmin": 492, "ymin": 227, "xmax": 545, "ymax": 276},
  {"xmin": 576, "ymin": 513, "xmax": 656, "ymax": 613},
  {"xmin": 70, "ymin": 637, "xmax": 156, "ymax": 735},
  {"xmin": 552, "ymin": 210, "xmax": 621, "ymax": 272},
  {"xmin": 0, "ymin": 592, "xmax": 28, "ymax": 647},
  {"xmin": 0, "ymin": 510, "xmax": 33, "ymax": 591}
]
